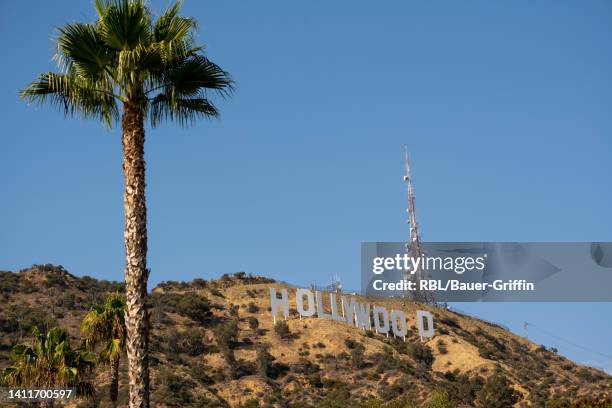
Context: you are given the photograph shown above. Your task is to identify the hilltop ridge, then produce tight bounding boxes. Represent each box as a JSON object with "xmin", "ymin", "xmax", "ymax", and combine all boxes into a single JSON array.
[{"xmin": 1, "ymin": 265, "xmax": 610, "ymax": 407}]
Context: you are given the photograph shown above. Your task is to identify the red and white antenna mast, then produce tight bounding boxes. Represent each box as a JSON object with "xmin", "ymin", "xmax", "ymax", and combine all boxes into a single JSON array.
[
  {"xmin": 403, "ymin": 146, "xmax": 434, "ymax": 304},
  {"xmin": 404, "ymin": 146, "xmax": 423, "ymax": 256}
]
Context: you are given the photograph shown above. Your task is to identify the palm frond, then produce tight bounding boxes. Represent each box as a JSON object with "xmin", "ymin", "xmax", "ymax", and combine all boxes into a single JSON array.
[
  {"xmin": 2, "ymin": 327, "xmax": 94, "ymax": 392},
  {"xmin": 21, "ymin": 72, "xmax": 119, "ymax": 127},
  {"xmin": 97, "ymin": 0, "xmax": 152, "ymax": 51},
  {"xmin": 150, "ymin": 94, "xmax": 218, "ymax": 127},
  {"xmin": 23, "ymin": 0, "xmax": 232, "ymax": 129},
  {"xmin": 55, "ymin": 23, "xmax": 112, "ymax": 78},
  {"xmin": 81, "ymin": 292, "xmax": 126, "ymax": 364},
  {"xmin": 171, "ymin": 55, "xmax": 233, "ymax": 96},
  {"xmin": 154, "ymin": 1, "xmax": 197, "ymax": 43}
]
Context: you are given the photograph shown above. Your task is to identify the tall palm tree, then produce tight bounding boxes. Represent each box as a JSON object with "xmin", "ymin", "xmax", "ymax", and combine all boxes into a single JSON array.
[
  {"xmin": 21, "ymin": 1, "xmax": 232, "ymax": 406},
  {"xmin": 2, "ymin": 327, "xmax": 95, "ymax": 407},
  {"xmin": 81, "ymin": 292, "xmax": 126, "ymax": 405}
]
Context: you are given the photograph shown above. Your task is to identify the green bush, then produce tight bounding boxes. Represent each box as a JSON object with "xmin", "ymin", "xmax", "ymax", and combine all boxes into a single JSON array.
[
  {"xmin": 167, "ymin": 328, "xmax": 207, "ymax": 356},
  {"xmin": 191, "ymin": 278, "xmax": 207, "ymax": 289},
  {"xmin": 306, "ymin": 372, "xmax": 322, "ymax": 388},
  {"xmin": 155, "ymin": 293, "xmax": 211, "ymax": 323},
  {"xmin": 318, "ymin": 386, "xmax": 351, "ymax": 407},
  {"xmin": 214, "ymin": 320, "xmax": 239, "ymax": 350},
  {"xmin": 274, "ymin": 321, "xmax": 290, "ymax": 339},
  {"xmin": 0, "ymin": 272, "xmax": 38, "ymax": 294},
  {"xmin": 177, "ymin": 295, "xmax": 211, "ymax": 323},
  {"xmin": 437, "ymin": 340, "xmax": 448, "ymax": 355},
  {"xmin": 344, "ymin": 339, "xmax": 358, "ymax": 349},
  {"xmin": 474, "ymin": 372, "xmax": 520, "ymax": 408},
  {"xmin": 210, "ymin": 288, "xmax": 224, "ymax": 298},
  {"xmin": 3, "ymin": 305, "xmax": 57, "ymax": 337},
  {"xmin": 439, "ymin": 371, "xmax": 483, "ymax": 406},
  {"xmin": 247, "ymin": 302, "xmax": 259, "ymax": 313},
  {"xmin": 229, "ymin": 304, "xmax": 239, "ymax": 317},
  {"xmin": 427, "ymin": 390, "xmax": 452, "ymax": 408},
  {"xmin": 407, "ymin": 342, "xmax": 433, "ymax": 369},
  {"xmin": 213, "ymin": 320, "xmax": 239, "ymax": 378},
  {"xmin": 350, "ymin": 343, "xmax": 366, "ymax": 369},
  {"xmin": 154, "ymin": 368, "xmax": 194, "ymax": 405},
  {"xmin": 238, "ymin": 399, "xmax": 259, "ymax": 408},
  {"xmin": 189, "ymin": 362, "xmax": 214, "ymax": 385},
  {"xmin": 247, "ymin": 316, "xmax": 259, "ymax": 330},
  {"xmin": 256, "ymin": 343, "xmax": 274, "ymax": 379}
]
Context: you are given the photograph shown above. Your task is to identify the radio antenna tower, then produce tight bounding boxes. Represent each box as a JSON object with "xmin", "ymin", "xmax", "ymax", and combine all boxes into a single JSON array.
[{"xmin": 403, "ymin": 146, "xmax": 434, "ymax": 304}]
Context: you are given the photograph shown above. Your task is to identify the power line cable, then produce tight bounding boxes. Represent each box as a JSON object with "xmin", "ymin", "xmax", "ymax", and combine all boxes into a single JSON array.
[{"xmin": 527, "ymin": 322, "xmax": 612, "ymax": 360}]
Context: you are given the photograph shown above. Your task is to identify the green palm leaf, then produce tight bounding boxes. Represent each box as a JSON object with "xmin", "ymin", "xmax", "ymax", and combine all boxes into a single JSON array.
[
  {"xmin": 22, "ymin": 0, "xmax": 232, "ymax": 128},
  {"xmin": 2, "ymin": 327, "xmax": 95, "ymax": 394}
]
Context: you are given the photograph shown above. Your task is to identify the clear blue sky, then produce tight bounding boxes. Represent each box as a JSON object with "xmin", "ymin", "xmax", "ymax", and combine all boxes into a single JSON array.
[{"xmin": 1, "ymin": 1, "xmax": 611, "ymax": 373}]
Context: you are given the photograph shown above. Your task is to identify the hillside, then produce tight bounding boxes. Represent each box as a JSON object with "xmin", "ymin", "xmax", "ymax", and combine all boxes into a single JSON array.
[{"xmin": 0, "ymin": 265, "xmax": 610, "ymax": 407}]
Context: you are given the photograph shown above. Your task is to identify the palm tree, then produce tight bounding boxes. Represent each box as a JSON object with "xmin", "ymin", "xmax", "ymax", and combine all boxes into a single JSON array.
[
  {"xmin": 81, "ymin": 292, "xmax": 126, "ymax": 405},
  {"xmin": 2, "ymin": 327, "xmax": 95, "ymax": 407},
  {"xmin": 20, "ymin": 2, "xmax": 232, "ymax": 406}
]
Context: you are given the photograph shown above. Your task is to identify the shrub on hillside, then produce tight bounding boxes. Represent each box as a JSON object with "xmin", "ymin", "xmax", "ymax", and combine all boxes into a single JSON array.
[
  {"xmin": 440, "ymin": 371, "xmax": 484, "ymax": 406},
  {"xmin": 437, "ymin": 340, "xmax": 448, "ymax": 355},
  {"xmin": 166, "ymin": 328, "xmax": 207, "ymax": 357},
  {"xmin": 274, "ymin": 321, "xmax": 291, "ymax": 339},
  {"xmin": 153, "ymin": 368, "xmax": 194, "ymax": 406},
  {"xmin": 214, "ymin": 320, "xmax": 239, "ymax": 350},
  {"xmin": 0, "ymin": 272, "xmax": 38, "ymax": 294},
  {"xmin": 238, "ymin": 399, "xmax": 259, "ymax": 408},
  {"xmin": 350, "ymin": 342, "xmax": 366, "ymax": 369},
  {"xmin": 407, "ymin": 342, "xmax": 434, "ymax": 369},
  {"xmin": 427, "ymin": 390, "xmax": 452, "ymax": 408},
  {"xmin": 247, "ymin": 316, "xmax": 259, "ymax": 330},
  {"xmin": 2, "ymin": 305, "xmax": 57, "ymax": 337},
  {"xmin": 438, "ymin": 316, "xmax": 461, "ymax": 329},
  {"xmin": 191, "ymin": 278, "xmax": 207, "ymax": 289},
  {"xmin": 213, "ymin": 320, "xmax": 240, "ymax": 378},
  {"xmin": 378, "ymin": 376, "xmax": 418, "ymax": 402},
  {"xmin": 177, "ymin": 295, "xmax": 211, "ymax": 323},
  {"xmin": 474, "ymin": 372, "xmax": 520, "ymax": 408},
  {"xmin": 246, "ymin": 301, "xmax": 259, "ymax": 313},
  {"xmin": 230, "ymin": 304, "xmax": 240, "ymax": 317},
  {"xmin": 154, "ymin": 292, "xmax": 212, "ymax": 323},
  {"xmin": 210, "ymin": 288, "xmax": 224, "ymax": 298},
  {"xmin": 359, "ymin": 397, "xmax": 417, "ymax": 408},
  {"xmin": 189, "ymin": 362, "xmax": 214, "ymax": 385},
  {"xmin": 318, "ymin": 386, "xmax": 351, "ymax": 407},
  {"xmin": 256, "ymin": 343, "xmax": 274, "ymax": 379},
  {"xmin": 344, "ymin": 339, "xmax": 358, "ymax": 349},
  {"xmin": 578, "ymin": 367, "xmax": 607, "ymax": 382}
]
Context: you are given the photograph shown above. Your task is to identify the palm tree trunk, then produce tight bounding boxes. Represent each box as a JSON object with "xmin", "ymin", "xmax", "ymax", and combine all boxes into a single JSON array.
[
  {"xmin": 121, "ymin": 101, "xmax": 150, "ymax": 408},
  {"xmin": 109, "ymin": 355, "xmax": 120, "ymax": 404}
]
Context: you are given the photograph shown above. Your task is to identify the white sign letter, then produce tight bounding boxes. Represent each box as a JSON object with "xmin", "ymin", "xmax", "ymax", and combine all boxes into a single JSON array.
[
  {"xmin": 373, "ymin": 306, "xmax": 390, "ymax": 334},
  {"xmin": 269, "ymin": 288, "xmax": 289, "ymax": 323},
  {"xmin": 330, "ymin": 292, "xmax": 345, "ymax": 322},
  {"xmin": 354, "ymin": 301, "xmax": 371, "ymax": 330},
  {"xmin": 315, "ymin": 291, "xmax": 332, "ymax": 320},
  {"xmin": 416, "ymin": 310, "xmax": 434, "ymax": 339},
  {"xmin": 296, "ymin": 288, "xmax": 315, "ymax": 317},
  {"xmin": 390, "ymin": 310, "xmax": 407, "ymax": 338}
]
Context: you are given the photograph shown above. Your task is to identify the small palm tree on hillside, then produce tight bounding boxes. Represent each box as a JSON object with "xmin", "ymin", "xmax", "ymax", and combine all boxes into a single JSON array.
[
  {"xmin": 2, "ymin": 327, "xmax": 95, "ymax": 407},
  {"xmin": 21, "ymin": 1, "xmax": 232, "ymax": 406},
  {"xmin": 81, "ymin": 292, "xmax": 126, "ymax": 405}
]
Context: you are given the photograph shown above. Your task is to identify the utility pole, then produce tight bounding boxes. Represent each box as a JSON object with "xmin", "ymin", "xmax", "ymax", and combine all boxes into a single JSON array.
[{"xmin": 403, "ymin": 146, "xmax": 434, "ymax": 304}]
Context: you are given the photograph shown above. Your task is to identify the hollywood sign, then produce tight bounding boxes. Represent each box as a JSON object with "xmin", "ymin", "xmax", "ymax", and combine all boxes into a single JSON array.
[{"xmin": 269, "ymin": 287, "xmax": 435, "ymax": 339}]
